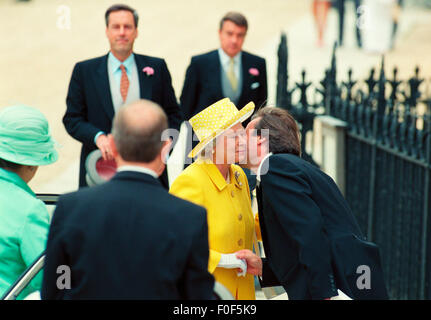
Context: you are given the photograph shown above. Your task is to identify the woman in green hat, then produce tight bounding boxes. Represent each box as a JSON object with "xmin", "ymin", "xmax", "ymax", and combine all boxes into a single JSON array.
[{"xmin": 0, "ymin": 105, "xmax": 58, "ymax": 299}]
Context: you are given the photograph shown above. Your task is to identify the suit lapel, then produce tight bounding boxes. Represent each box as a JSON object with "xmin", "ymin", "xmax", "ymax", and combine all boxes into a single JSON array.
[
  {"xmin": 256, "ymin": 184, "xmax": 271, "ymax": 259},
  {"xmin": 238, "ymin": 52, "xmax": 251, "ymax": 109},
  {"xmin": 95, "ymin": 54, "xmax": 115, "ymax": 120},
  {"xmin": 211, "ymin": 50, "xmax": 223, "ymax": 99},
  {"xmin": 238, "ymin": 52, "xmax": 252, "ymax": 108},
  {"xmin": 134, "ymin": 54, "xmax": 153, "ymax": 100}
]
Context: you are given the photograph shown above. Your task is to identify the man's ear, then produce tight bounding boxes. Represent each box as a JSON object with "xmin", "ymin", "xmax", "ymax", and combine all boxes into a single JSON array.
[
  {"xmin": 257, "ymin": 136, "xmax": 269, "ymax": 156},
  {"xmin": 108, "ymin": 134, "xmax": 119, "ymax": 157},
  {"xmin": 257, "ymin": 136, "xmax": 267, "ymax": 146}
]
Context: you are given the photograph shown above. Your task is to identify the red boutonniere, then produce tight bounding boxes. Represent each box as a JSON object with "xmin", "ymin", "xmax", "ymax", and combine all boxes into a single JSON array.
[{"xmin": 249, "ymin": 68, "xmax": 259, "ymax": 76}]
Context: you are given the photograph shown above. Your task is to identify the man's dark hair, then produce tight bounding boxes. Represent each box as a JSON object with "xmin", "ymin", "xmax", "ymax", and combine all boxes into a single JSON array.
[
  {"xmin": 0, "ymin": 158, "xmax": 21, "ymax": 170},
  {"xmin": 219, "ymin": 11, "xmax": 248, "ymax": 31},
  {"xmin": 105, "ymin": 4, "xmax": 139, "ymax": 27},
  {"xmin": 252, "ymin": 107, "xmax": 301, "ymax": 156},
  {"xmin": 112, "ymin": 101, "xmax": 168, "ymax": 163}
]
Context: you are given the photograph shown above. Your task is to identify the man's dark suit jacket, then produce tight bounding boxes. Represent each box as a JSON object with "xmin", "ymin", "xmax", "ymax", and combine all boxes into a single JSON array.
[
  {"xmin": 63, "ymin": 53, "xmax": 182, "ymax": 188},
  {"xmin": 180, "ymin": 49, "xmax": 267, "ymax": 122},
  {"xmin": 257, "ymin": 153, "xmax": 388, "ymax": 300},
  {"xmin": 41, "ymin": 171, "xmax": 214, "ymax": 300}
]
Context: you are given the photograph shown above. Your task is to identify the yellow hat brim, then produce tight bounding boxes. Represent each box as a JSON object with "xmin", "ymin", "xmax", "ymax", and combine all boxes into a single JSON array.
[{"xmin": 188, "ymin": 101, "xmax": 255, "ymax": 158}]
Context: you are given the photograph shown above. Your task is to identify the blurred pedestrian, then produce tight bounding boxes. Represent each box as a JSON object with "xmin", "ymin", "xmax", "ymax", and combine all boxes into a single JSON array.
[
  {"xmin": 334, "ymin": 0, "xmax": 362, "ymax": 48},
  {"xmin": 390, "ymin": 0, "xmax": 404, "ymax": 49},
  {"xmin": 361, "ymin": 0, "xmax": 397, "ymax": 53},
  {"xmin": 312, "ymin": 0, "xmax": 332, "ymax": 47}
]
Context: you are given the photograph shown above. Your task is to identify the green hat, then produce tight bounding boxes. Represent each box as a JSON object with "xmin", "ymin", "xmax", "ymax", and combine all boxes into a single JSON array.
[{"xmin": 0, "ymin": 105, "xmax": 58, "ymax": 166}]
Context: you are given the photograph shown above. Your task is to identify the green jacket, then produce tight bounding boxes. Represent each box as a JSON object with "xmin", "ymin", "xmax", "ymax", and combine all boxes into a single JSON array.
[{"xmin": 0, "ymin": 168, "xmax": 50, "ymax": 299}]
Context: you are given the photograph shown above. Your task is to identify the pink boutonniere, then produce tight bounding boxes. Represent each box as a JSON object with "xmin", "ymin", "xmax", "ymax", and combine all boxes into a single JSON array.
[
  {"xmin": 143, "ymin": 66, "xmax": 154, "ymax": 76},
  {"xmin": 249, "ymin": 68, "xmax": 259, "ymax": 76}
]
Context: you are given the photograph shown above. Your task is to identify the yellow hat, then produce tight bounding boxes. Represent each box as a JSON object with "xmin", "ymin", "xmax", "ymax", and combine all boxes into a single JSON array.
[{"xmin": 188, "ymin": 98, "xmax": 255, "ymax": 158}]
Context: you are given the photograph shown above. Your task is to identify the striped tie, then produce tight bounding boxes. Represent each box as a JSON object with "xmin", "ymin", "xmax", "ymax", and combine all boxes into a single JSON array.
[
  {"xmin": 119, "ymin": 64, "xmax": 129, "ymax": 102},
  {"xmin": 227, "ymin": 58, "xmax": 238, "ymax": 92}
]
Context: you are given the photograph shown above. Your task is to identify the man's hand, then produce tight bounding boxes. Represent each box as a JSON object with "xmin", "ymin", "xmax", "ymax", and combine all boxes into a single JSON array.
[
  {"xmin": 235, "ymin": 249, "xmax": 262, "ymax": 276},
  {"xmin": 96, "ymin": 134, "xmax": 113, "ymax": 160}
]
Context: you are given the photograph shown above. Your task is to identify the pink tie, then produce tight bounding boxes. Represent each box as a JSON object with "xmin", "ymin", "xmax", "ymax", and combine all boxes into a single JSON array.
[{"xmin": 120, "ymin": 64, "xmax": 129, "ymax": 102}]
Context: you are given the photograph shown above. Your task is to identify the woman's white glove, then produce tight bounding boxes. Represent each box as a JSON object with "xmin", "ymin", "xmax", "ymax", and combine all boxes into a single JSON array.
[
  {"xmin": 218, "ymin": 253, "xmax": 247, "ymax": 277},
  {"xmin": 329, "ymin": 290, "xmax": 353, "ymax": 300}
]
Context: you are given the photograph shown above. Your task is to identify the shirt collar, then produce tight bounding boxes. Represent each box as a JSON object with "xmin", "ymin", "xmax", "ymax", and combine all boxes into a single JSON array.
[
  {"xmin": 108, "ymin": 52, "xmax": 135, "ymax": 73},
  {"xmin": 256, "ymin": 152, "xmax": 273, "ymax": 185},
  {"xmin": 117, "ymin": 165, "xmax": 158, "ymax": 179},
  {"xmin": 218, "ymin": 48, "xmax": 241, "ymax": 68},
  {"xmin": 0, "ymin": 168, "xmax": 35, "ymax": 197}
]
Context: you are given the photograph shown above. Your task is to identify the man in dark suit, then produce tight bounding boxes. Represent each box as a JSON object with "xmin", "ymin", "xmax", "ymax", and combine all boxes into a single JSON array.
[
  {"xmin": 180, "ymin": 11, "xmax": 267, "ymax": 170},
  {"xmin": 42, "ymin": 100, "xmax": 214, "ymax": 299},
  {"xmin": 63, "ymin": 4, "xmax": 182, "ymax": 189},
  {"xmin": 237, "ymin": 107, "xmax": 388, "ymax": 300}
]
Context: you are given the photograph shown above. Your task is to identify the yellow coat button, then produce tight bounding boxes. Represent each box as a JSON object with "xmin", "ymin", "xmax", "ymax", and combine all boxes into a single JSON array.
[
  {"xmin": 238, "ymin": 213, "xmax": 243, "ymax": 221},
  {"xmin": 231, "ymin": 191, "xmax": 235, "ymax": 197},
  {"xmin": 238, "ymin": 239, "xmax": 243, "ymax": 246}
]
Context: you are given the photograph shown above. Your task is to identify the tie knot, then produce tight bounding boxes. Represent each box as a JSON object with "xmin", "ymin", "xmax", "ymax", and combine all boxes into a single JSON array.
[{"xmin": 120, "ymin": 64, "xmax": 126, "ymax": 72}]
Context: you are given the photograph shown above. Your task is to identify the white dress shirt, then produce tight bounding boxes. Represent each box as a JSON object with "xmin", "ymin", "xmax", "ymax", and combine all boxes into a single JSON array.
[
  {"xmin": 117, "ymin": 165, "xmax": 158, "ymax": 179},
  {"xmin": 256, "ymin": 152, "xmax": 273, "ymax": 186},
  {"xmin": 218, "ymin": 48, "xmax": 242, "ymax": 80}
]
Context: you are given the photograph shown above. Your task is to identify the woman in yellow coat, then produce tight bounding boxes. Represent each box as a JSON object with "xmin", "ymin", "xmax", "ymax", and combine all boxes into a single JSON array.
[{"xmin": 170, "ymin": 98, "xmax": 260, "ymax": 300}]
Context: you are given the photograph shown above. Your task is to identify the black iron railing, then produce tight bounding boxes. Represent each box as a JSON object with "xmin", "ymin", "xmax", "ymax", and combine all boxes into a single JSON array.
[{"xmin": 276, "ymin": 33, "xmax": 431, "ymax": 299}]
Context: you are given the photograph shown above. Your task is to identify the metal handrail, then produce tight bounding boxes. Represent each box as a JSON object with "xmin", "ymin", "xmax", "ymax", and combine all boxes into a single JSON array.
[
  {"xmin": 1, "ymin": 252, "xmax": 45, "ymax": 300},
  {"xmin": 1, "ymin": 194, "xmax": 58, "ymax": 300},
  {"xmin": 35, "ymin": 194, "xmax": 60, "ymax": 205}
]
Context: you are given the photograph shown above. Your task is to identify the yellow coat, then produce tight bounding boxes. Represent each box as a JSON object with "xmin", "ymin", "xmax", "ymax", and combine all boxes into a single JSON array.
[{"xmin": 170, "ymin": 159, "xmax": 256, "ymax": 300}]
